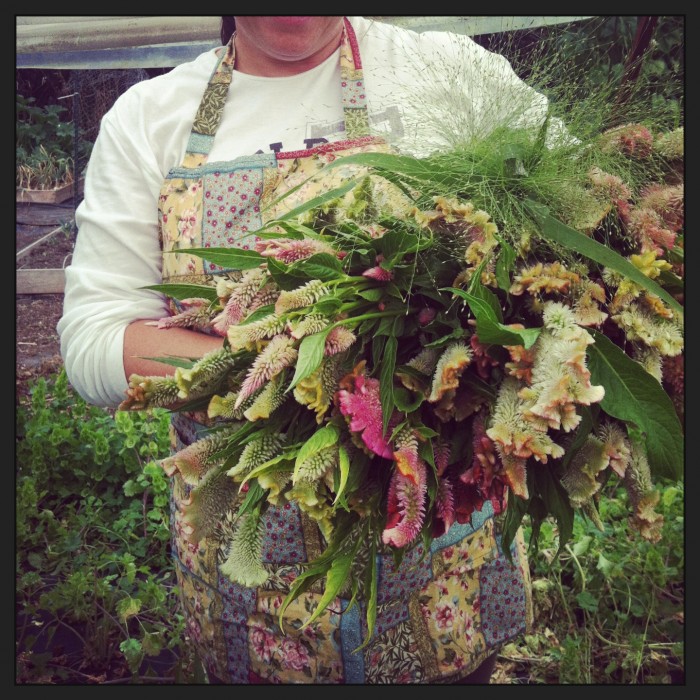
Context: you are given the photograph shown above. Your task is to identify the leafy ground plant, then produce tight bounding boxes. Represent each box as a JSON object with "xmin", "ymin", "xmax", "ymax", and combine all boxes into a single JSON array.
[
  {"xmin": 15, "ymin": 370, "xmax": 199, "ymax": 684},
  {"xmin": 499, "ymin": 479, "xmax": 684, "ymax": 684}
]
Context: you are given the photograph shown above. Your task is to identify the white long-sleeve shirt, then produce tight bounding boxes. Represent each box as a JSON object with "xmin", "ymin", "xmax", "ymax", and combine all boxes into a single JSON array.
[{"xmin": 59, "ymin": 16, "xmax": 558, "ymax": 407}]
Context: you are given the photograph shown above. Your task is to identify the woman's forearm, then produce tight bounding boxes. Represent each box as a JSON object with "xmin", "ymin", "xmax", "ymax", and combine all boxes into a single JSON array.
[{"xmin": 123, "ymin": 319, "xmax": 224, "ymax": 379}]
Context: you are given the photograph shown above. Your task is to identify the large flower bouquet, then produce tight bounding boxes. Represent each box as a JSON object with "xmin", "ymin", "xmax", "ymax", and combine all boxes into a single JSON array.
[{"xmin": 121, "ymin": 110, "xmax": 683, "ymax": 642}]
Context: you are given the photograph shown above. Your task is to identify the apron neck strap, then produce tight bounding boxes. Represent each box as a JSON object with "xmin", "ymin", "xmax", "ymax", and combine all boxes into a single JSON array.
[{"xmin": 183, "ymin": 17, "xmax": 370, "ymax": 164}]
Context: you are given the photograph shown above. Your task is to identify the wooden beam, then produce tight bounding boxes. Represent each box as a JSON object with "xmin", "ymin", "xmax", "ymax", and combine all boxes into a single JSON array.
[{"xmin": 16, "ymin": 269, "xmax": 66, "ymax": 295}]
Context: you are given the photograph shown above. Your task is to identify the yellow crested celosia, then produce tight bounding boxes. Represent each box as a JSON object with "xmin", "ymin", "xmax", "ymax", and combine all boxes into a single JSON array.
[{"xmin": 428, "ymin": 342, "xmax": 472, "ymax": 402}]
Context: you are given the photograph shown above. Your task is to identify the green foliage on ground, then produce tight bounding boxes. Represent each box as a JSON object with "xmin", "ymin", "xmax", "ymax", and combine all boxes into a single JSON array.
[{"xmin": 15, "ymin": 369, "xmax": 198, "ymax": 683}]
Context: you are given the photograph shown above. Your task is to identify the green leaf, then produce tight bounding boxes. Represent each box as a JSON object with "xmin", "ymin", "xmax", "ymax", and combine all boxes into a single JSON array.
[
  {"xmin": 277, "ymin": 178, "xmax": 362, "ymax": 221},
  {"xmin": 301, "ymin": 549, "xmax": 356, "ymax": 629},
  {"xmin": 288, "ymin": 328, "xmax": 331, "ymax": 391},
  {"xmin": 334, "ymin": 444, "xmax": 350, "ymax": 505},
  {"xmin": 586, "ymin": 330, "xmax": 683, "ymax": 480},
  {"xmin": 380, "ymin": 335, "xmax": 397, "ymax": 434},
  {"xmin": 495, "ymin": 236, "xmax": 516, "ymax": 292},
  {"xmin": 116, "ymin": 596, "xmax": 142, "ymax": 622},
  {"xmin": 576, "ymin": 590, "xmax": 599, "ymax": 613},
  {"xmin": 596, "ymin": 552, "xmax": 615, "ymax": 578},
  {"xmin": 142, "ymin": 283, "xmax": 218, "ymax": 303},
  {"xmin": 358, "ymin": 288, "xmax": 383, "ymax": 302},
  {"xmin": 524, "ymin": 200, "xmax": 683, "ymax": 315},
  {"xmin": 534, "ymin": 464, "xmax": 574, "ymax": 552},
  {"xmin": 446, "ymin": 287, "xmax": 541, "ymax": 348},
  {"xmin": 356, "ymin": 539, "xmax": 378, "ymax": 652},
  {"xmin": 172, "ymin": 247, "xmax": 264, "ymax": 270},
  {"xmin": 287, "ymin": 252, "xmax": 345, "ymax": 281}
]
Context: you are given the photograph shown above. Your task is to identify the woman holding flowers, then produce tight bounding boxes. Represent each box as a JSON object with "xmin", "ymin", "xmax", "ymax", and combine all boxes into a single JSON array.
[{"xmin": 59, "ymin": 16, "xmax": 683, "ymax": 684}]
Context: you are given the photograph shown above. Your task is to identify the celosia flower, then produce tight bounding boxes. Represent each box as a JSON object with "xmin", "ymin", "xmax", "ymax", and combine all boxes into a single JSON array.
[
  {"xmin": 397, "ymin": 347, "xmax": 439, "ymax": 391},
  {"xmin": 622, "ymin": 443, "xmax": 664, "ymax": 543},
  {"xmin": 275, "ymin": 279, "xmax": 330, "ymax": 314},
  {"xmin": 179, "ymin": 467, "xmax": 241, "ymax": 544},
  {"xmin": 256, "ymin": 469, "xmax": 293, "ymax": 506},
  {"xmin": 235, "ymin": 335, "xmax": 298, "ymax": 408},
  {"xmin": 324, "ymin": 326, "xmax": 356, "ymax": 356},
  {"xmin": 626, "ymin": 207, "xmax": 677, "ymax": 255},
  {"xmin": 161, "ymin": 426, "xmax": 236, "ymax": 484},
  {"xmin": 433, "ymin": 476, "xmax": 455, "ymax": 538},
  {"xmin": 382, "ymin": 460, "xmax": 427, "ymax": 548},
  {"xmin": 418, "ymin": 307, "xmax": 437, "ymax": 325},
  {"xmin": 255, "ymin": 237, "xmax": 339, "ymax": 264},
  {"xmin": 653, "ymin": 126, "xmax": 684, "ymax": 160},
  {"xmin": 362, "ymin": 265, "xmax": 394, "ymax": 281},
  {"xmin": 211, "ymin": 268, "xmax": 268, "ymax": 335},
  {"xmin": 119, "ymin": 374, "xmax": 180, "ymax": 411},
  {"xmin": 560, "ymin": 434, "xmax": 609, "ymax": 508},
  {"xmin": 294, "ymin": 356, "xmax": 343, "ymax": 424},
  {"xmin": 154, "ymin": 297, "xmax": 215, "ymax": 332},
  {"xmin": 638, "ymin": 183, "xmax": 684, "ymax": 232},
  {"xmin": 572, "ymin": 280, "xmax": 608, "ymax": 327},
  {"xmin": 336, "ymin": 361, "xmax": 393, "ymax": 459},
  {"xmin": 243, "ymin": 375, "xmax": 287, "ymax": 421},
  {"xmin": 220, "ymin": 512, "xmax": 269, "ymax": 587},
  {"xmin": 598, "ymin": 421, "xmax": 632, "ymax": 478},
  {"xmin": 175, "ymin": 347, "xmax": 238, "ymax": 399},
  {"xmin": 598, "ymin": 123, "xmax": 654, "ymax": 158},
  {"xmin": 509, "ymin": 261, "xmax": 580, "ymax": 297},
  {"xmin": 226, "ymin": 433, "xmax": 284, "ymax": 482},
  {"xmin": 633, "ymin": 346, "xmax": 663, "ymax": 382},
  {"xmin": 611, "ymin": 302, "xmax": 683, "ymax": 356},
  {"xmin": 469, "ymin": 333, "xmax": 500, "ymax": 380},
  {"xmin": 392, "ymin": 427, "xmax": 422, "ymax": 483},
  {"xmin": 288, "ymin": 313, "xmax": 328, "ymax": 340},
  {"xmin": 518, "ymin": 302, "xmax": 605, "ymax": 432},
  {"xmin": 293, "ymin": 444, "xmax": 338, "ymax": 484},
  {"xmin": 227, "ymin": 313, "xmax": 286, "ymax": 352},
  {"xmin": 428, "ymin": 342, "xmax": 472, "ymax": 403}
]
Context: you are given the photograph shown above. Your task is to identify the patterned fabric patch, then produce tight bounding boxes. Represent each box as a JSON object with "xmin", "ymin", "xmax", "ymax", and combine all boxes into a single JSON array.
[
  {"xmin": 478, "ymin": 551, "xmax": 528, "ymax": 647},
  {"xmin": 247, "ymin": 591, "xmax": 344, "ymax": 683},
  {"xmin": 374, "ymin": 597, "xmax": 410, "ymax": 636},
  {"xmin": 219, "ymin": 578, "xmax": 257, "ymax": 683},
  {"xmin": 201, "ymin": 168, "xmax": 264, "ymax": 263},
  {"xmin": 186, "ymin": 132, "xmax": 215, "ymax": 155},
  {"xmin": 363, "ymin": 619, "xmax": 425, "ymax": 684},
  {"xmin": 193, "ymin": 81, "xmax": 231, "ymax": 136},
  {"xmin": 376, "ymin": 543, "xmax": 432, "ymax": 605},
  {"xmin": 260, "ymin": 502, "xmax": 307, "ymax": 565}
]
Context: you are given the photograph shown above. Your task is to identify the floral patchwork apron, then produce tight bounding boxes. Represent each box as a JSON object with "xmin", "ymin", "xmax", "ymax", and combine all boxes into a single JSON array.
[{"xmin": 157, "ymin": 19, "xmax": 532, "ymax": 684}]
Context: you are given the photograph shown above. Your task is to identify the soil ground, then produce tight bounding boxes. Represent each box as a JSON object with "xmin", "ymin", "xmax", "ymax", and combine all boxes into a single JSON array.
[{"xmin": 16, "ymin": 199, "xmax": 77, "ymax": 399}]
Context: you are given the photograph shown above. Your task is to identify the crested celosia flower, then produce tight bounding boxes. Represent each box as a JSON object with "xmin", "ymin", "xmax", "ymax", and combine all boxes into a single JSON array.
[
  {"xmin": 255, "ymin": 237, "xmax": 339, "ymax": 264},
  {"xmin": 336, "ymin": 361, "xmax": 393, "ymax": 459},
  {"xmin": 572, "ymin": 279, "xmax": 608, "ymax": 327},
  {"xmin": 611, "ymin": 301, "xmax": 683, "ymax": 357},
  {"xmin": 154, "ymin": 297, "xmax": 215, "ymax": 332},
  {"xmin": 220, "ymin": 512, "xmax": 269, "ymax": 587},
  {"xmin": 428, "ymin": 342, "xmax": 472, "ymax": 403},
  {"xmin": 633, "ymin": 346, "xmax": 663, "ymax": 382},
  {"xmin": 275, "ymin": 279, "xmax": 330, "ymax": 314},
  {"xmin": 588, "ymin": 166, "xmax": 633, "ymax": 204},
  {"xmin": 518, "ymin": 302, "xmax": 605, "ymax": 432},
  {"xmin": 487, "ymin": 377, "xmax": 566, "ymax": 465},
  {"xmin": 509, "ymin": 261, "xmax": 581, "ymax": 297},
  {"xmin": 227, "ymin": 313, "xmax": 287, "ymax": 352},
  {"xmin": 293, "ymin": 356, "xmax": 341, "ymax": 423},
  {"xmin": 597, "ymin": 421, "xmax": 632, "ymax": 478},
  {"xmin": 208, "ymin": 390, "xmax": 249, "ymax": 420},
  {"xmin": 256, "ymin": 469, "xmax": 293, "ymax": 506},
  {"xmin": 382, "ymin": 460, "xmax": 427, "ymax": 548},
  {"xmin": 235, "ymin": 335, "xmax": 298, "ymax": 408},
  {"xmin": 324, "ymin": 326, "xmax": 357, "ymax": 356},
  {"xmin": 469, "ymin": 333, "xmax": 500, "ymax": 380}
]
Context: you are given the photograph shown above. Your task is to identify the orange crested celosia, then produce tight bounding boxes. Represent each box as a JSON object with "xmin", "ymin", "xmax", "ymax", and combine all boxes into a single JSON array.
[
  {"xmin": 428, "ymin": 342, "xmax": 472, "ymax": 403},
  {"xmin": 509, "ymin": 261, "xmax": 581, "ymax": 297},
  {"xmin": 519, "ymin": 302, "xmax": 605, "ymax": 433},
  {"xmin": 572, "ymin": 280, "xmax": 608, "ymax": 327}
]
